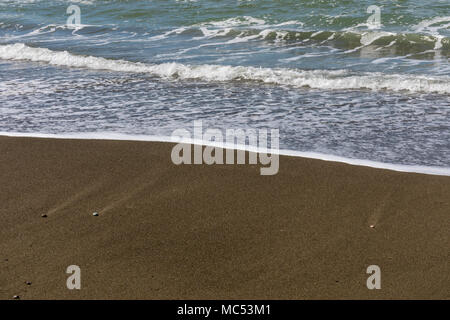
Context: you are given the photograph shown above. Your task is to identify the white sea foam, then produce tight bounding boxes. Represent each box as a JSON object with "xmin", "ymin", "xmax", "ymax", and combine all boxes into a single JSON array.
[
  {"xmin": 360, "ymin": 31, "xmax": 395, "ymax": 46},
  {"xmin": 196, "ymin": 16, "xmax": 266, "ymax": 28},
  {"xmin": 1, "ymin": 43, "xmax": 449, "ymax": 94},
  {"xmin": 1, "ymin": 131, "xmax": 449, "ymax": 177},
  {"xmin": 0, "ymin": 0, "xmax": 95, "ymax": 5},
  {"xmin": 413, "ymin": 16, "xmax": 450, "ymax": 50}
]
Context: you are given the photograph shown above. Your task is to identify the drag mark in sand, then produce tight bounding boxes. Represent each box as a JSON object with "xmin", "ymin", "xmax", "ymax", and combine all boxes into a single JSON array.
[{"xmin": 44, "ymin": 181, "xmax": 104, "ymax": 217}]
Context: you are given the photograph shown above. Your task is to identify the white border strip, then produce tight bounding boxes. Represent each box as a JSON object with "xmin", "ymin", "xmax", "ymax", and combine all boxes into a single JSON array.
[{"xmin": 1, "ymin": 131, "xmax": 449, "ymax": 176}]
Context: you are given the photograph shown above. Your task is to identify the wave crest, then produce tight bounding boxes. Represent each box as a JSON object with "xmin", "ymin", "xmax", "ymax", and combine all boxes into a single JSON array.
[{"xmin": 1, "ymin": 43, "xmax": 449, "ymax": 94}]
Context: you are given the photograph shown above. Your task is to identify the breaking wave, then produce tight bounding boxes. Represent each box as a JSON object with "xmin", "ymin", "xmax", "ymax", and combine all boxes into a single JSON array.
[{"xmin": 1, "ymin": 43, "xmax": 449, "ymax": 94}]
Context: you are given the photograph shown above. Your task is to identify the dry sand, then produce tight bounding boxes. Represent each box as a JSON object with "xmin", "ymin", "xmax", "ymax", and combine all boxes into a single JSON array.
[{"xmin": 0, "ymin": 136, "xmax": 449, "ymax": 299}]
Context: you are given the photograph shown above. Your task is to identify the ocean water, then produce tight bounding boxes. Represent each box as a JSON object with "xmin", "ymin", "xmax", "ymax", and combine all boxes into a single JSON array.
[{"xmin": 0, "ymin": 0, "xmax": 449, "ymax": 170}]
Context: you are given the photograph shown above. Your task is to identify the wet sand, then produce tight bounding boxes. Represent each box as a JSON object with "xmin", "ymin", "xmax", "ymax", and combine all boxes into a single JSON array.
[{"xmin": 0, "ymin": 136, "xmax": 449, "ymax": 299}]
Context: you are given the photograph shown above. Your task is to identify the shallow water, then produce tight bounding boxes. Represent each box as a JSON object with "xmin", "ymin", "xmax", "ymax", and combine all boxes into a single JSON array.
[{"xmin": 0, "ymin": 0, "xmax": 449, "ymax": 168}]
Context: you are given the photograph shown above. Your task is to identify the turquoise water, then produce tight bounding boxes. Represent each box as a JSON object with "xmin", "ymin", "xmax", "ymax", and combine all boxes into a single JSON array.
[{"xmin": 0, "ymin": 0, "xmax": 449, "ymax": 167}]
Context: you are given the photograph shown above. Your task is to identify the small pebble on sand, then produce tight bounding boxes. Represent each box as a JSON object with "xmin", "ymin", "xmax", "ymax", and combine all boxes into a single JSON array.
[
  {"xmin": 26, "ymin": 281, "xmax": 32, "ymax": 285},
  {"xmin": 41, "ymin": 214, "xmax": 47, "ymax": 218},
  {"xmin": 370, "ymin": 224, "xmax": 375, "ymax": 228},
  {"xmin": 93, "ymin": 212, "xmax": 99, "ymax": 216},
  {"xmin": 13, "ymin": 295, "xmax": 20, "ymax": 300}
]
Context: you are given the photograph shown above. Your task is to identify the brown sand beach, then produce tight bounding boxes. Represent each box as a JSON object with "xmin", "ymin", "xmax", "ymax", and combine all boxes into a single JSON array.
[{"xmin": 0, "ymin": 136, "xmax": 449, "ymax": 299}]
